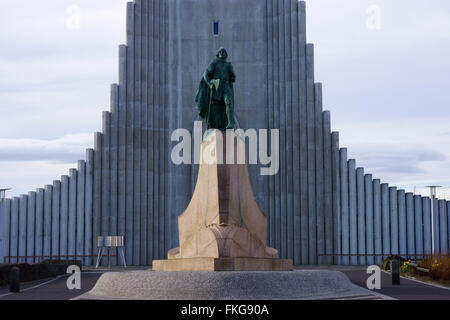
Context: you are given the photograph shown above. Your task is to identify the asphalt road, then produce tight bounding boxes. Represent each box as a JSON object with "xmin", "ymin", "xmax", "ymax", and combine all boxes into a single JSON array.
[{"xmin": 0, "ymin": 266, "xmax": 449, "ymax": 300}]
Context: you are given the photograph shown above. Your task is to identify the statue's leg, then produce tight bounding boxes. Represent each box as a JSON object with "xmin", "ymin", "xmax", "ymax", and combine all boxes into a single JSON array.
[{"xmin": 224, "ymin": 93, "xmax": 235, "ymax": 129}]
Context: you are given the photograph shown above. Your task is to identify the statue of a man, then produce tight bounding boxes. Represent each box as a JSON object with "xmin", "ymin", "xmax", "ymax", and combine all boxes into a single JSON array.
[{"xmin": 196, "ymin": 47, "xmax": 236, "ymax": 131}]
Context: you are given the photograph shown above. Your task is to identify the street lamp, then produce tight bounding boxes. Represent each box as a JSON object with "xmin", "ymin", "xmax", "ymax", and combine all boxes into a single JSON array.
[{"xmin": 425, "ymin": 186, "xmax": 442, "ymax": 254}]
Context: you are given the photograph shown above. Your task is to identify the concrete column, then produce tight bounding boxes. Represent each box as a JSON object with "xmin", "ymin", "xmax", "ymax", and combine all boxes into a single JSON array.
[
  {"xmin": 284, "ymin": 0, "xmax": 293, "ymax": 261},
  {"xmin": 76, "ymin": 161, "xmax": 86, "ymax": 260},
  {"xmin": 373, "ymin": 179, "xmax": 382, "ymax": 264},
  {"xmin": 110, "ymin": 84, "xmax": 119, "ymax": 264},
  {"xmin": 298, "ymin": 0, "xmax": 308, "ymax": 266},
  {"xmin": 414, "ymin": 195, "xmax": 424, "ymax": 256},
  {"xmin": 68, "ymin": 169, "xmax": 77, "ymax": 257},
  {"xmin": 331, "ymin": 132, "xmax": 341, "ymax": 265},
  {"xmin": 339, "ymin": 148, "xmax": 349, "ymax": 265},
  {"xmin": 277, "ymin": 0, "xmax": 286, "ymax": 259},
  {"xmin": 85, "ymin": 149, "xmax": 94, "ymax": 266},
  {"xmin": 438, "ymin": 200, "xmax": 448, "ymax": 254},
  {"xmin": 423, "ymin": 197, "xmax": 432, "ymax": 254},
  {"xmin": 405, "ymin": 193, "xmax": 415, "ymax": 257},
  {"xmin": 60, "ymin": 175, "xmax": 69, "ymax": 258},
  {"xmin": 118, "ymin": 44, "xmax": 127, "ymax": 261},
  {"xmin": 26, "ymin": 192, "xmax": 36, "ymax": 263},
  {"xmin": 389, "ymin": 187, "xmax": 399, "ymax": 255},
  {"xmin": 356, "ymin": 168, "xmax": 365, "ymax": 265},
  {"xmin": 381, "ymin": 184, "xmax": 390, "ymax": 258},
  {"xmin": 432, "ymin": 197, "xmax": 440, "ymax": 253},
  {"xmin": 19, "ymin": 195, "xmax": 28, "ymax": 262},
  {"xmin": 158, "ymin": 0, "xmax": 166, "ymax": 259},
  {"xmin": 126, "ymin": 1, "xmax": 135, "ymax": 264},
  {"xmin": 315, "ymin": 84, "xmax": 325, "ymax": 265},
  {"xmin": 147, "ymin": 0, "xmax": 155, "ymax": 263},
  {"xmin": 348, "ymin": 160, "xmax": 357, "ymax": 265},
  {"xmin": 152, "ymin": 0, "xmax": 159, "ymax": 262},
  {"xmin": 1, "ymin": 199, "xmax": 11, "ymax": 263},
  {"xmin": 290, "ymin": 0, "xmax": 300, "ymax": 265},
  {"xmin": 93, "ymin": 133, "xmax": 102, "ymax": 261},
  {"xmin": 133, "ymin": 1, "xmax": 142, "ymax": 266},
  {"xmin": 364, "ymin": 174, "xmax": 374, "ymax": 265},
  {"xmin": 43, "ymin": 185, "xmax": 53, "ymax": 259},
  {"xmin": 10, "ymin": 198, "xmax": 19, "ymax": 263},
  {"xmin": 102, "ymin": 112, "xmax": 111, "ymax": 238},
  {"xmin": 306, "ymin": 43, "xmax": 316, "ymax": 264},
  {"xmin": 140, "ymin": 0, "xmax": 149, "ymax": 266},
  {"xmin": 51, "ymin": 181, "xmax": 61, "ymax": 258},
  {"xmin": 35, "ymin": 189, "xmax": 44, "ymax": 259},
  {"xmin": 323, "ymin": 112, "xmax": 333, "ymax": 265},
  {"xmin": 398, "ymin": 190, "xmax": 407, "ymax": 256}
]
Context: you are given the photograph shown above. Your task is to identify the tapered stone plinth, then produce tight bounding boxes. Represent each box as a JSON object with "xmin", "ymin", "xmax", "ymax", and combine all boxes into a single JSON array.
[{"xmin": 153, "ymin": 131, "xmax": 293, "ymax": 271}]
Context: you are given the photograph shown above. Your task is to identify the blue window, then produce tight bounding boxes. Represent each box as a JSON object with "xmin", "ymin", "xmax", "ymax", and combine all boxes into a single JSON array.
[{"xmin": 214, "ymin": 21, "xmax": 219, "ymax": 36}]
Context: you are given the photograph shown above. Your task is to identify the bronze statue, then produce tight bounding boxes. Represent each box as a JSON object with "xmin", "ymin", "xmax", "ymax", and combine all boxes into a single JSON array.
[{"xmin": 196, "ymin": 47, "xmax": 236, "ymax": 130}]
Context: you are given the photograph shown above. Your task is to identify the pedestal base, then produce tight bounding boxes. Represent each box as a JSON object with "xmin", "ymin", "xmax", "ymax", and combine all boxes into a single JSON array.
[{"xmin": 152, "ymin": 257, "xmax": 293, "ymax": 272}]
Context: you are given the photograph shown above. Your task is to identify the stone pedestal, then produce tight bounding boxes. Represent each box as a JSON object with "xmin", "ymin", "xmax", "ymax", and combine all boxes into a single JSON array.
[{"xmin": 153, "ymin": 131, "xmax": 293, "ymax": 271}]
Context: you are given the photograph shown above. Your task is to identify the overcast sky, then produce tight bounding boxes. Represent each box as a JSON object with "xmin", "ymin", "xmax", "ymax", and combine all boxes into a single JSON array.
[{"xmin": 1, "ymin": 0, "xmax": 450, "ymax": 199}]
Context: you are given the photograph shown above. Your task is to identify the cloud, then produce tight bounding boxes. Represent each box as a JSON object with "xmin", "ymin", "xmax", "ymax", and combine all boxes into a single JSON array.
[{"xmin": 0, "ymin": 133, "xmax": 93, "ymax": 163}]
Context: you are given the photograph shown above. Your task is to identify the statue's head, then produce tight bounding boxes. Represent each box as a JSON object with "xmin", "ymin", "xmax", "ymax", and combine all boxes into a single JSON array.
[{"xmin": 216, "ymin": 47, "xmax": 228, "ymax": 60}]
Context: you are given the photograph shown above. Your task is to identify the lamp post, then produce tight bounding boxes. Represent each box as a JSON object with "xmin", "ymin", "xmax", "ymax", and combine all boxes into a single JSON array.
[{"xmin": 425, "ymin": 186, "xmax": 442, "ymax": 254}]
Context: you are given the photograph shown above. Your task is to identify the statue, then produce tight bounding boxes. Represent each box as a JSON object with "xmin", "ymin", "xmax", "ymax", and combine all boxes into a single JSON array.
[{"xmin": 196, "ymin": 47, "xmax": 236, "ymax": 131}]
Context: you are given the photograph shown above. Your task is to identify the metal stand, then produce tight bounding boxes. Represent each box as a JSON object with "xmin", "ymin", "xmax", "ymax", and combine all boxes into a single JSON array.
[{"xmin": 95, "ymin": 236, "xmax": 127, "ymax": 269}]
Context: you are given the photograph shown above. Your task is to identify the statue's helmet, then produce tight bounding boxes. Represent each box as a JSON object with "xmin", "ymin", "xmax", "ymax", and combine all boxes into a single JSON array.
[{"xmin": 216, "ymin": 47, "xmax": 228, "ymax": 59}]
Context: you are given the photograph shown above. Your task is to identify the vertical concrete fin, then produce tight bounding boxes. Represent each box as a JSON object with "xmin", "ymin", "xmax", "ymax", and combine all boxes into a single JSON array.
[
  {"xmin": 373, "ymin": 179, "xmax": 382, "ymax": 264},
  {"xmin": 68, "ymin": 169, "xmax": 77, "ymax": 257},
  {"xmin": 284, "ymin": 0, "xmax": 294, "ymax": 261},
  {"xmin": 331, "ymin": 132, "xmax": 341, "ymax": 265},
  {"xmin": 314, "ymin": 83, "xmax": 324, "ymax": 264},
  {"xmin": 347, "ymin": 160, "xmax": 357, "ymax": 265},
  {"xmin": 405, "ymin": 192, "xmax": 415, "ymax": 257},
  {"xmin": 306, "ymin": 43, "xmax": 316, "ymax": 264},
  {"xmin": 339, "ymin": 149, "xmax": 349, "ymax": 265},
  {"xmin": 110, "ymin": 83, "xmax": 119, "ymax": 266},
  {"xmin": 356, "ymin": 167, "xmax": 365, "ymax": 265},
  {"xmin": 10, "ymin": 198, "xmax": 19, "ymax": 263},
  {"xmin": 291, "ymin": 0, "xmax": 300, "ymax": 265},
  {"xmin": 423, "ymin": 197, "xmax": 432, "ymax": 254},
  {"xmin": 76, "ymin": 161, "xmax": 86, "ymax": 259},
  {"xmin": 102, "ymin": 112, "xmax": 111, "ymax": 237},
  {"xmin": 398, "ymin": 190, "xmax": 407, "ymax": 255},
  {"xmin": 2, "ymin": 199, "xmax": 12, "ymax": 263},
  {"xmin": 35, "ymin": 189, "xmax": 44, "ymax": 260},
  {"xmin": 19, "ymin": 195, "xmax": 28, "ymax": 261},
  {"xmin": 389, "ymin": 187, "xmax": 399, "ymax": 254},
  {"xmin": 414, "ymin": 195, "xmax": 424, "ymax": 256},
  {"xmin": 85, "ymin": 149, "xmax": 94, "ymax": 266},
  {"xmin": 381, "ymin": 183, "xmax": 390, "ymax": 257},
  {"xmin": 60, "ymin": 176, "xmax": 69, "ymax": 259},
  {"xmin": 364, "ymin": 174, "xmax": 374, "ymax": 265},
  {"xmin": 439, "ymin": 200, "xmax": 448, "ymax": 253},
  {"xmin": 43, "ymin": 185, "xmax": 53, "ymax": 258},
  {"xmin": 298, "ymin": 0, "xmax": 309, "ymax": 266},
  {"xmin": 27, "ymin": 192, "xmax": 36, "ymax": 263},
  {"xmin": 51, "ymin": 180, "xmax": 61, "ymax": 258},
  {"xmin": 93, "ymin": 133, "xmax": 103, "ymax": 259},
  {"xmin": 322, "ymin": 113, "xmax": 333, "ymax": 265}
]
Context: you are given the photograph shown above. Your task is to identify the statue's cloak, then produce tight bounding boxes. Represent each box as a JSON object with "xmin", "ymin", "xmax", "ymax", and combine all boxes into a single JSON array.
[{"xmin": 195, "ymin": 78, "xmax": 229, "ymax": 130}]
